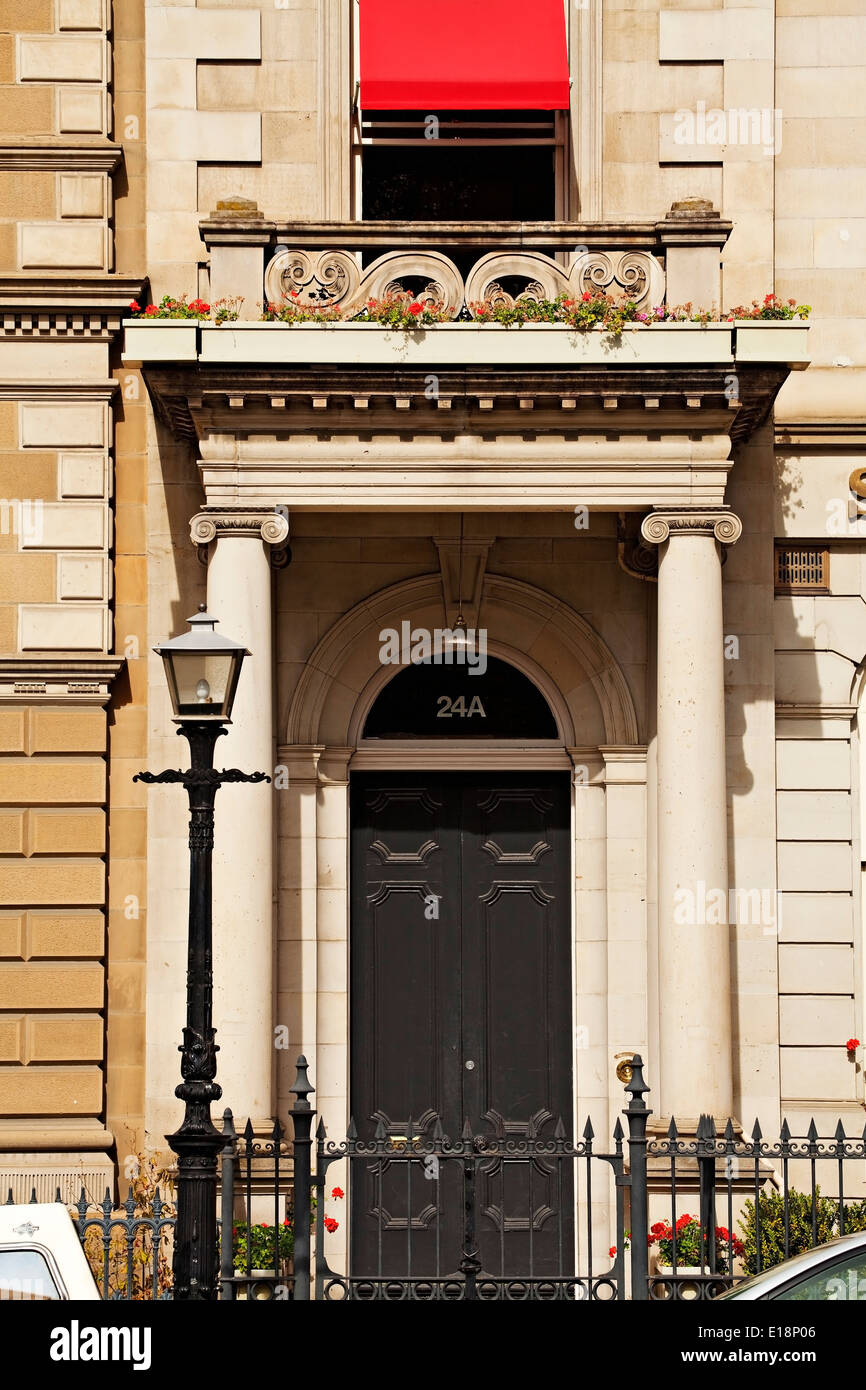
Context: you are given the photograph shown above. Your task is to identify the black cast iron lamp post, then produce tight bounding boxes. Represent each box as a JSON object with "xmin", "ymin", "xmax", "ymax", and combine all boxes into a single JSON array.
[{"xmin": 135, "ymin": 605, "xmax": 269, "ymax": 1300}]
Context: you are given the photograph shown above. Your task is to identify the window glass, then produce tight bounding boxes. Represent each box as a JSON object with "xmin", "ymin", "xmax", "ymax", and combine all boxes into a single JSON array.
[
  {"xmin": 363, "ymin": 656, "xmax": 558, "ymax": 739},
  {"xmin": 359, "ymin": 110, "xmax": 558, "ymax": 240},
  {"xmin": 0, "ymin": 1248, "xmax": 62, "ymax": 1300},
  {"xmin": 772, "ymin": 1250, "xmax": 866, "ymax": 1301}
]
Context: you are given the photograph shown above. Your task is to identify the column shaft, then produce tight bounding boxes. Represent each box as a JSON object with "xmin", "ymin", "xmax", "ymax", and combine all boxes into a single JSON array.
[
  {"xmin": 643, "ymin": 510, "xmax": 742, "ymax": 1123},
  {"xmin": 198, "ymin": 518, "xmax": 281, "ymax": 1125}
]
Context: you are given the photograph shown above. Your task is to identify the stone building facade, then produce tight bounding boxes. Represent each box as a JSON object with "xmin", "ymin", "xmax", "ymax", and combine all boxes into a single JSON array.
[{"xmin": 0, "ymin": 0, "xmax": 864, "ymax": 1268}]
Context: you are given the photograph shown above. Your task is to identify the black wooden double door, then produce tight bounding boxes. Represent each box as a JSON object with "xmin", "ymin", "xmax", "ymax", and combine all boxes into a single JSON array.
[{"xmin": 350, "ymin": 771, "xmax": 573, "ymax": 1279}]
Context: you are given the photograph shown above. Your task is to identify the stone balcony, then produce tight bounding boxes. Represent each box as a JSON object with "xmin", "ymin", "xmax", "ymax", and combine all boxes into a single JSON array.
[
  {"xmin": 127, "ymin": 200, "xmax": 810, "ymax": 514},
  {"xmin": 198, "ymin": 198, "xmax": 734, "ymax": 320}
]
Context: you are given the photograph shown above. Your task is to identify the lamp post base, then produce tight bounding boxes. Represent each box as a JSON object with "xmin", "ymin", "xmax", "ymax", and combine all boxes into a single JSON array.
[
  {"xmin": 136, "ymin": 720, "xmax": 269, "ymax": 1302},
  {"xmin": 167, "ymin": 1120, "xmax": 224, "ymax": 1301}
]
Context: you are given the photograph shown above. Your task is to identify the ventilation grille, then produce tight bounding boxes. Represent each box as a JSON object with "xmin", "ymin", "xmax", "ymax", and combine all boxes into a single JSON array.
[
  {"xmin": 0, "ymin": 1156, "xmax": 115, "ymax": 1206},
  {"xmin": 774, "ymin": 545, "xmax": 829, "ymax": 593}
]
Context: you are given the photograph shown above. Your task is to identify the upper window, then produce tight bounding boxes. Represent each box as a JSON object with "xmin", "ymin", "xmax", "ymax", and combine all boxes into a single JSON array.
[
  {"xmin": 358, "ymin": 111, "xmax": 560, "ymax": 223},
  {"xmin": 356, "ymin": 0, "xmax": 570, "ymax": 224}
]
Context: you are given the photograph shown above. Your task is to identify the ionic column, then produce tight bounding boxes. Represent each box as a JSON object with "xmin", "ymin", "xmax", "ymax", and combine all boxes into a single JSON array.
[
  {"xmin": 640, "ymin": 508, "xmax": 742, "ymax": 1125},
  {"xmin": 189, "ymin": 507, "xmax": 289, "ymax": 1128}
]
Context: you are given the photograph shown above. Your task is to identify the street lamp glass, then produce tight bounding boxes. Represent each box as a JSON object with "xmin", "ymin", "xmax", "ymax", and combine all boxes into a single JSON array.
[{"xmin": 155, "ymin": 606, "xmax": 249, "ymax": 721}]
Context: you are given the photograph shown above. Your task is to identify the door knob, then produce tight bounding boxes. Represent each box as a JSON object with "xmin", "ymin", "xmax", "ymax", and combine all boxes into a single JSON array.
[{"xmin": 465, "ymin": 1059, "xmax": 475, "ymax": 1071}]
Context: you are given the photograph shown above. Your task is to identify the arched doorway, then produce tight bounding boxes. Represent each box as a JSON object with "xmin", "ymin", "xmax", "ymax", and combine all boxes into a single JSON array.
[
  {"xmin": 350, "ymin": 656, "xmax": 572, "ymax": 1277},
  {"xmin": 279, "ymin": 571, "xmax": 645, "ymax": 1276}
]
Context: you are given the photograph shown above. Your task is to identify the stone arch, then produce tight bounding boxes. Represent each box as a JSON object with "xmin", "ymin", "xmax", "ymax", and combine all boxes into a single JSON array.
[{"xmin": 285, "ymin": 572, "xmax": 639, "ymax": 747}]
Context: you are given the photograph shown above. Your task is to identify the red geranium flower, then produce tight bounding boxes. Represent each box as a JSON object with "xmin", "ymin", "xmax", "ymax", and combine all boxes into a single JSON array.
[
  {"xmin": 847, "ymin": 1037, "xmax": 860, "ymax": 1052},
  {"xmin": 323, "ymin": 1216, "xmax": 339, "ymax": 1234},
  {"xmin": 129, "ymin": 300, "xmax": 141, "ymax": 313},
  {"xmin": 609, "ymin": 1245, "xmax": 617, "ymax": 1258},
  {"xmin": 408, "ymin": 303, "xmax": 423, "ymax": 316},
  {"xmin": 331, "ymin": 1186, "xmax": 344, "ymax": 1200},
  {"xmin": 581, "ymin": 291, "xmax": 592, "ymax": 302}
]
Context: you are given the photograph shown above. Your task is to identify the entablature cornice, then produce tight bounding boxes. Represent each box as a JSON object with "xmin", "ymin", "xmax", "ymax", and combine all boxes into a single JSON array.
[
  {"xmin": 0, "ymin": 276, "xmax": 147, "ymax": 340},
  {"xmin": 0, "ymin": 143, "xmax": 124, "ymax": 175},
  {"xmin": 0, "ymin": 655, "xmax": 124, "ymax": 705},
  {"xmin": 142, "ymin": 363, "xmax": 788, "ymax": 448}
]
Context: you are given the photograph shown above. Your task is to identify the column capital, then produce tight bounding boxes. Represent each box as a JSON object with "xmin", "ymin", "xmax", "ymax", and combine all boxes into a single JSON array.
[
  {"xmin": 190, "ymin": 506, "xmax": 290, "ymax": 548},
  {"xmin": 640, "ymin": 508, "xmax": 742, "ymax": 546}
]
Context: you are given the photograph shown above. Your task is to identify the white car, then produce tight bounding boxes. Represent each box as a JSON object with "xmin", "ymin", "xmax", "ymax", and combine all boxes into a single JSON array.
[
  {"xmin": 0, "ymin": 1203, "xmax": 101, "ymax": 1300},
  {"xmin": 716, "ymin": 1232, "xmax": 866, "ymax": 1300}
]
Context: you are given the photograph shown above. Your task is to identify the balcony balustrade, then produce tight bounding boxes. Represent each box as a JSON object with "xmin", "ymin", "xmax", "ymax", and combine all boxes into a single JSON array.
[{"xmin": 198, "ymin": 199, "xmax": 733, "ymax": 320}]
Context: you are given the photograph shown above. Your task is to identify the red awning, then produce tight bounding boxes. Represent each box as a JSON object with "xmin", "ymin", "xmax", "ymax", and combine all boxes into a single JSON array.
[{"xmin": 359, "ymin": 0, "xmax": 570, "ymax": 111}]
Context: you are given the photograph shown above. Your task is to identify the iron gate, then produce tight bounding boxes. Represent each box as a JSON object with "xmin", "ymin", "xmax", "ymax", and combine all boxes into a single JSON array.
[{"xmin": 312, "ymin": 1119, "xmax": 627, "ymax": 1301}]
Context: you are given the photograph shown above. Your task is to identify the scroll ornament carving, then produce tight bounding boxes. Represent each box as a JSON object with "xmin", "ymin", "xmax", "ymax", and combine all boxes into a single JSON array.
[
  {"xmin": 465, "ymin": 249, "xmax": 665, "ymax": 312},
  {"xmin": 263, "ymin": 248, "xmax": 465, "ymax": 319},
  {"xmin": 190, "ymin": 510, "xmax": 290, "ymax": 547},
  {"xmin": 640, "ymin": 511, "xmax": 743, "ymax": 546},
  {"xmin": 264, "ymin": 248, "xmax": 667, "ymax": 318}
]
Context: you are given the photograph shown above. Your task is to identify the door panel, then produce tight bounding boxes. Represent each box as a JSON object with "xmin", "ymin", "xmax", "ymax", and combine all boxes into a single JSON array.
[{"xmin": 350, "ymin": 771, "xmax": 572, "ymax": 1279}]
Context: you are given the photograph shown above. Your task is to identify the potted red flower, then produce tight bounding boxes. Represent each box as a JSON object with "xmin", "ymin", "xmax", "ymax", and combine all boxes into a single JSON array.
[{"xmin": 648, "ymin": 1214, "xmax": 744, "ymax": 1298}]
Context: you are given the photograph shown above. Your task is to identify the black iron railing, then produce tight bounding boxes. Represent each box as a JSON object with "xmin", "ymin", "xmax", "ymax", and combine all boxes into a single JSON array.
[
  {"xmin": 4, "ymin": 1184, "xmax": 176, "ymax": 1300},
  {"xmin": 311, "ymin": 1115, "xmax": 627, "ymax": 1302},
  {"xmin": 8, "ymin": 1054, "xmax": 866, "ymax": 1301},
  {"xmin": 642, "ymin": 1113, "xmax": 866, "ymax": 1301}
]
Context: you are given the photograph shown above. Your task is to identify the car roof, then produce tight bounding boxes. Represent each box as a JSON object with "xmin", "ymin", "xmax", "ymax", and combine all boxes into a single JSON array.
[
  {"xmin": 0, "ymin": 1203, "xmax": 101, "ymax": 1299},
  {"xmin": 718, "ymin": 1231, "xmax": 866, "ymax": 1298}
]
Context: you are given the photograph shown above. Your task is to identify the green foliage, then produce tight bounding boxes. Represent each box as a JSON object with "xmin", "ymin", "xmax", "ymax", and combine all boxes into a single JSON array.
[
  {"xmin": 738, "ymin": 1186, "xmax": 855, "ymax": 1276},
  {"xmin": 838, "ymin": 1198, "xmax": 866, "ymax": 1234},
  {"xmin": 232, "ymin": 1220, "xmax": 294, "ymax": 1271},
  {"xmin": 262, "ymin": 289, "xmax": 451, "ymax": 328},
  {"xmin": 137, "ymin": 289, "xmax": 811, "ymax": 330}
]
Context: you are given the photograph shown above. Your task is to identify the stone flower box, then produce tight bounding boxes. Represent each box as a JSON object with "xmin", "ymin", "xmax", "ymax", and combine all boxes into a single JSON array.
[
  {"xmin": 122, "ymin": 318, "xmax": 809, "ymax": 371},
  {"xmin": 196, "ymin": 320, "xmax": 736, "ymax": 368},
  {"xmin": 650, "ymin": 1264, "xmax": 707, "ymax": 1301},
  {"xmin": 733, "ymin": 319, "xmax": 811, "ymax": 368},
  {"xmin": 121, "ymin": 318, "xmax": 199, "ymax": 363}
]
